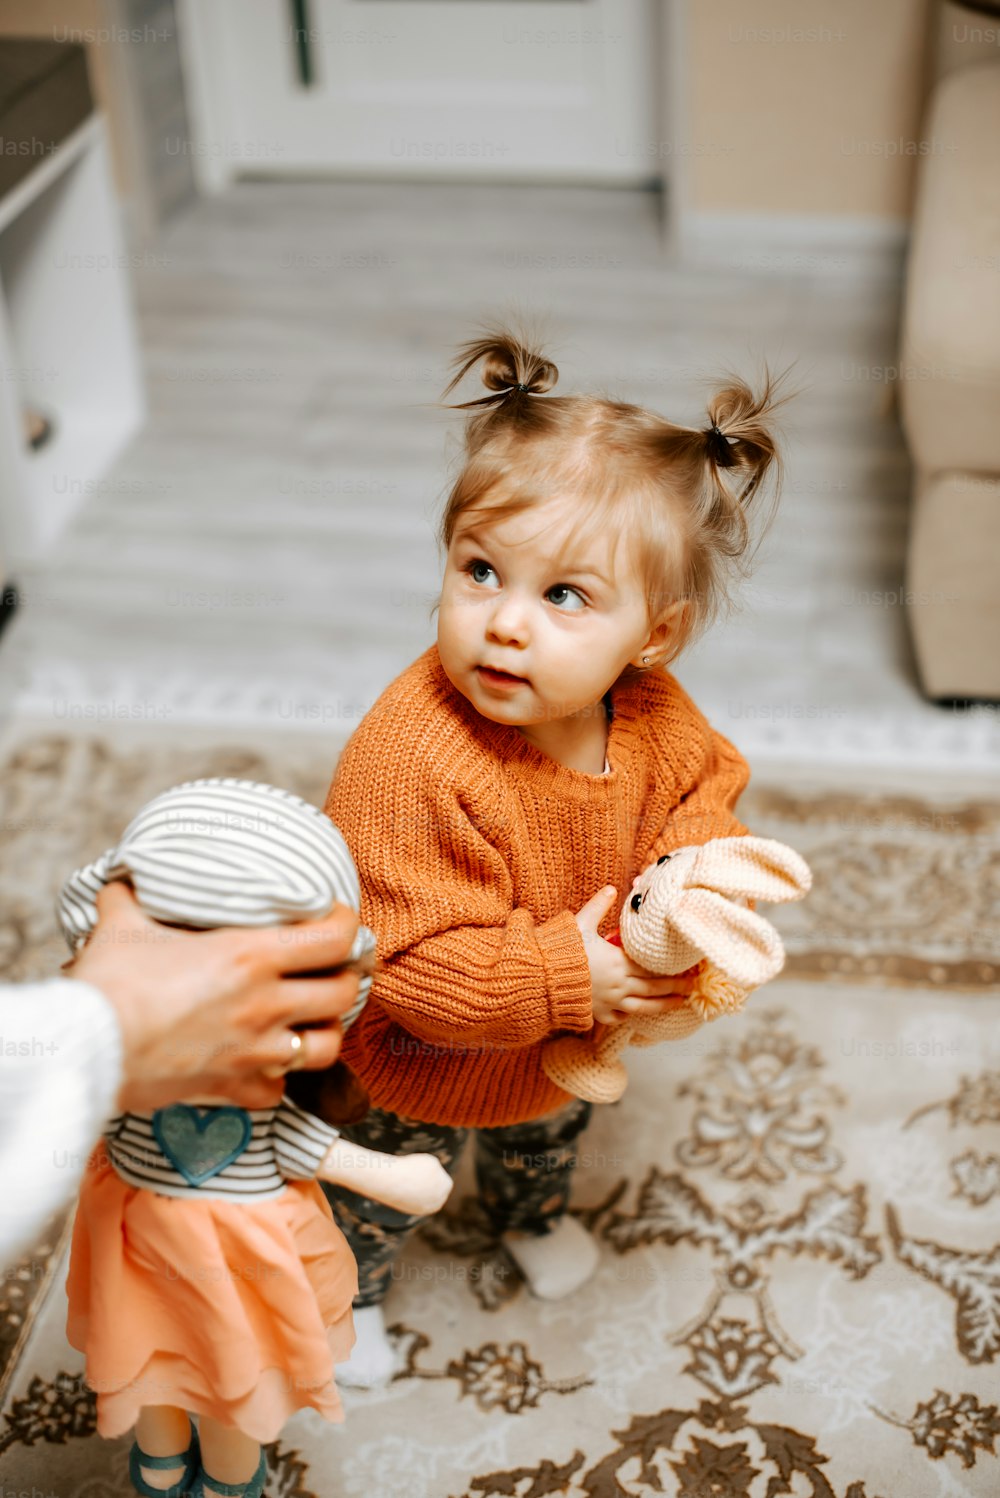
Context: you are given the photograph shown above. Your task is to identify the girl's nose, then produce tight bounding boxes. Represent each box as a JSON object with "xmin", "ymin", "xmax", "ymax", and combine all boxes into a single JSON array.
[{"xmin": 486, "ymin": 595, "xmax": 529, "ymax": 645}]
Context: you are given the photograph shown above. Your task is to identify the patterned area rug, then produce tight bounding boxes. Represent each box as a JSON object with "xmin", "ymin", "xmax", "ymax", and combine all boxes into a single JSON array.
[{"xmin": 1, "ymin": 732, "xmax": 999, "ymax": 1498}]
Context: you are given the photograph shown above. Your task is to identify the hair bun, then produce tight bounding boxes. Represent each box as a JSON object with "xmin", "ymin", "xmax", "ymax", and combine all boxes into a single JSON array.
[
  {"xmin": 702, "ymin": 370, "xmax": 791, "ymax": 510},
  {"xmin": 442, "ymin": 328, "xmax": 558, "ymax": 409}
]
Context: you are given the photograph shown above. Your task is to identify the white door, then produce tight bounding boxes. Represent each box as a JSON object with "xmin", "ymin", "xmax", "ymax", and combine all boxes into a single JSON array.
[{"xmin": 178, "ymin": 0, "xmax": 660, "ymax": 189}]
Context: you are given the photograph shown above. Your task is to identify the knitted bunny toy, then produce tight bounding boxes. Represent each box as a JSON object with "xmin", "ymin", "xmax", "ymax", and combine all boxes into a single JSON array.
[{"xmin": 542, "ymin": 836, "xmax": 812, "ymax": 1104}]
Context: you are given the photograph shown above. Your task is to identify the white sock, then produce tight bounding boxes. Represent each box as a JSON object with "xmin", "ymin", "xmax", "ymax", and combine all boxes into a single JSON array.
[
  {"xmin": 501, "ymin": 1215, "xmax": 599, "ymax": 1300},
  {"xmin": 336, "ymin": 1304, "xmax": 398, "ymax": 1388}
]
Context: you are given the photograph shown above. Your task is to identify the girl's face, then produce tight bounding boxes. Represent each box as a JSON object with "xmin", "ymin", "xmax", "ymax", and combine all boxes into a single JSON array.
[{"xmin": 437, "ymin": 497, "xmax": 669, "ymax": 746}]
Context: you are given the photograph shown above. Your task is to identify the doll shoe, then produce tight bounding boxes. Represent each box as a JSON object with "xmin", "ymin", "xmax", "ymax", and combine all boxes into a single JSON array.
[
  {"xmin": 191, "ymin": 1450, "xmax": 267, "ymax": 1498},
  {"xmin": 129, "ymin": 1424, "xmax": 200, "ymax": 1497}
]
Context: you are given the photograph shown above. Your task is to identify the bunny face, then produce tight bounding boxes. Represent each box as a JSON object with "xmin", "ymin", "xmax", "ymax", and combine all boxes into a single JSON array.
[
  {"xmin": 619, "ymin": 836, "xmax": 812, "ymax": 989},
  {"xmin": 621, "ymin": 848, "xmax": 708, "ymax": 976}
]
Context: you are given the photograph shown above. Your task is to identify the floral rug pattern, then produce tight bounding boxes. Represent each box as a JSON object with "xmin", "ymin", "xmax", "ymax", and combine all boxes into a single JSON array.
[{"xmin": 1, "ymin": 733, "xmax": 998, "ymax": 1497}]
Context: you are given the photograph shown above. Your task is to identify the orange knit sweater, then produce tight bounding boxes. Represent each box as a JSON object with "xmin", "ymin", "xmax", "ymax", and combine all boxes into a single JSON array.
[{"xmin": 324, "ymin": 646, "xmax": 750, "ymax": 1128}]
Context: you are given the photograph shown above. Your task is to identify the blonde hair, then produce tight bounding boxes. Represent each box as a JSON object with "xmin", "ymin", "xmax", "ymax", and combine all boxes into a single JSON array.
[{"xmin": 439, "ymin": 326, "xmax": 792, "ymax": 663}]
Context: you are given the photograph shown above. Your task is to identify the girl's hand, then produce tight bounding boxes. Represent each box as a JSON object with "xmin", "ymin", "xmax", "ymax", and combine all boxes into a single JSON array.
[{"xmin": 574, "ymin": 886, "xmax": 699, "ymax": 1027}]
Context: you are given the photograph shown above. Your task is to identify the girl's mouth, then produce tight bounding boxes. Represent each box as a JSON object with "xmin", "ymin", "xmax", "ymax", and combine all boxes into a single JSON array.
[{"xmin": 477, "ymin": 665, "xmax": 528, "ymax": 691}]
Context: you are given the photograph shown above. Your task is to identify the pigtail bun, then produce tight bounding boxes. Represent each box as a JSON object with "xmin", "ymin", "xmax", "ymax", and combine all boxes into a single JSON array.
[
  {"xmin": 702, "ymin": 369, "xmax": 791, "ymax": 513},
  {"xmin": 625, "ymin": 364, "xmax": 792, "ymax": 644},
  {"xmin": 441, "ymin": 327, "xmax": 559, "ymax": 410}
]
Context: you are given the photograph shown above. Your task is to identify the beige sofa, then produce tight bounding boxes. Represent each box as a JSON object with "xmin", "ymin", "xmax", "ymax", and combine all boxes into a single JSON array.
[{"xmin": 899, "ymin": 59, "xmax": 1000, "ymax": 700}]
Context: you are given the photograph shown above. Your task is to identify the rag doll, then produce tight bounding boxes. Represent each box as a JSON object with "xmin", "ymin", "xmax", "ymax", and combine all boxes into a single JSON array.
[
  {"xmin": 543, "ymin": 836, "xmax": 812, "ymax": 1104},
  {"xmin": 59, "ymin": 777, "xmax": 452, "ymax": 1498}
]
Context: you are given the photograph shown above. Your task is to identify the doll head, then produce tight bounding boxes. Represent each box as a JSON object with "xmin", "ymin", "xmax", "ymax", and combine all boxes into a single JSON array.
[
  {"xmin": 58, "ymin": 778, "xmax": 376, "ymax": 1125},
  {"xmin": 620, "ymin": 835, "xmax": 813, "ymax": 989}
]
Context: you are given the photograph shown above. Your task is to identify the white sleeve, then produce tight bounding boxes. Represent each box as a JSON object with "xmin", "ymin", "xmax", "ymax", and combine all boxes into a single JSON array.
[
  {"xmin": 0, "ymin": 978, "xmax": 123, "ymax": 1266},
  {"xmin": 273, "ymin": 1095, "xmax": 340, "ymax": 1180}
]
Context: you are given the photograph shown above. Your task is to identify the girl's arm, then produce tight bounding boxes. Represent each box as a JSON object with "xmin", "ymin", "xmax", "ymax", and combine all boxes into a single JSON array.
[
  {"xmin": 367, "ymin": 912, "xmax": 593, "ymax": 1050},
  {"xmin": 639, "ymin": 723, "xmax": 751, "ymax": 869},
  {"xmin": 274, "ymin": 1096, "xmax": 452, "ymax": 1215},
  {"xmin": 326, "ymin": 744, "xmax": 594, "ymax": 1052}
]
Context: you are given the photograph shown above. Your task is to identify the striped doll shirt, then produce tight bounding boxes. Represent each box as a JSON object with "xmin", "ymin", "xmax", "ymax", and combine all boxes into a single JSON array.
[{"xmin": 103, "ymin": 1095, "xmax": 341, "ymax": 1202}]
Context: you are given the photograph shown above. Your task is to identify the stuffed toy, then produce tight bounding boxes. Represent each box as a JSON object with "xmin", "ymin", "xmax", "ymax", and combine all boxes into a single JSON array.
[
  {"xmin": 58, "ymin": 777, "xmax": 451, "ymax": 1498},
  {"xmin": 542, "ymin": 836, "xmax": 812, "ymax": 1105}
]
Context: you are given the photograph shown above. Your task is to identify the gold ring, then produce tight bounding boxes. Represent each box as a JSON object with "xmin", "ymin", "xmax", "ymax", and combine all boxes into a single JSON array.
[{"xmin": 286, "ymin": 1032, "xmax": 306, "ymax": 1071}]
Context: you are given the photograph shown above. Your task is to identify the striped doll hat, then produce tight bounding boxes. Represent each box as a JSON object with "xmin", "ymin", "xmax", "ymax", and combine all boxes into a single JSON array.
[{"xmin": 58, "ymin": 777, "xmax": 375, "ymax": 1028}]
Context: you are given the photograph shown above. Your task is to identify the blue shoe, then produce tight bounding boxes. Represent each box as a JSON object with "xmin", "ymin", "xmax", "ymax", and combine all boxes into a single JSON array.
[
  {"xmin": 129, "ymin": 1425, "xmax": 200, "ymax": 1497},
  {"xmin": 191, "ymin": 1450, "xmax": 267, "ymax": 1498}
]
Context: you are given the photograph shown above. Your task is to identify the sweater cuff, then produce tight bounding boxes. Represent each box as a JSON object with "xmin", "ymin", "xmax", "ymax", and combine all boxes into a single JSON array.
[{"xmin": 537, "ymin": 912, "xmax": 595, "ymax": 1033}]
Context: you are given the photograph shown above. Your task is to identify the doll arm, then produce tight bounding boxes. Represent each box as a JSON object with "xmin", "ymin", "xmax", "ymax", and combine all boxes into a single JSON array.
[
  {"xmin": 274, "ymin": 1096, "xmax": 452, "ymax": 1215},
  {"xmin": 316, "ymin": 1139, "xmax": 453, "ymax": 1216}
]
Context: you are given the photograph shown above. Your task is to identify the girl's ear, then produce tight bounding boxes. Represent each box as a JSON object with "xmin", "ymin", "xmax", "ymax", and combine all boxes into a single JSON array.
[
  {"xmin": 631, "ymin": 600, "xmax": 689, "ymax": 669},
  {"xmin": 670, "ymin": 887, "xmax": 787, "ymax": 987}
]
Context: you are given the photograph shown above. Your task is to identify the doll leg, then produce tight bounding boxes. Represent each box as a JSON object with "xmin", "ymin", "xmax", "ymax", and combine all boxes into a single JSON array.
[
  {"xmin": 133, "ymin": 1405, "xmax": 195, "ymax": 1491},
  {"xmin": 197, "ymin": 1417, "xmax": 263, "ymax": 1497},
  {"xmin": 321, "ymin": 1108, "xmax": 467, "ymax": 1385},
  {"xmin": 475, "ymin": 1099, "xmax": 599, "ymax": 1299}
]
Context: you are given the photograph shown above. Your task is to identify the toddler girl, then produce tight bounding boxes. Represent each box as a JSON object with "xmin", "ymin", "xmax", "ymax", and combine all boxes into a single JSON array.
[{"xmin": 323, "ymin": 328, "xmax": 788, "ymax": 1385}]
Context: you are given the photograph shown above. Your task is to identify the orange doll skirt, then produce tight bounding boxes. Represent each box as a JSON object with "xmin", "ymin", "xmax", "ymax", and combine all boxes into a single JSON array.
[{"xmin": 65, "ymin": 1145, "xmax": 357, "ymax": 1443}]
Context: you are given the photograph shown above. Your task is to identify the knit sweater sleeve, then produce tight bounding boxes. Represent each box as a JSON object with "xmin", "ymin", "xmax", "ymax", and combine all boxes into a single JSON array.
[
  {"xmin": 638, "ymin": 678, "xmax": 751, "ymax": 867},
  {"xmin": 325, "ymin": 727, "xmax": 594, "ymax": 1050}
]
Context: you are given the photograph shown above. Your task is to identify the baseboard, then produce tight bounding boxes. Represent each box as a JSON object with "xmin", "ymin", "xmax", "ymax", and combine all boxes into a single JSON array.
[{"xmin": 682, "ymin": 211, "xmax": 911, "ymax": 276}]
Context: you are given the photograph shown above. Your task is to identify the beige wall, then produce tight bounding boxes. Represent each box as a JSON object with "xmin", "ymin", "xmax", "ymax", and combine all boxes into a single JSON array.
[
  {"xmin": 5, "ymin": 0, "xmax": 987, "ymax": 225},
  {"xmin": 686, "ymin": 0, "xmax": 936, "ymax": 220}
]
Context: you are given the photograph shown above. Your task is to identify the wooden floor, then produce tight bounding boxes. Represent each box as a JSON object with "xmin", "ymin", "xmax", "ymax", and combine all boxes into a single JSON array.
[{"xmin": 2, "ymin": 179, "xmax": 996, "ymax": 775}]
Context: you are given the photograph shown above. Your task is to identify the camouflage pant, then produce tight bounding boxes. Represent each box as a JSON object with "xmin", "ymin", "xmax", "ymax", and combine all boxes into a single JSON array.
[{"xmin": 321, "ymin": 1098, "xmax": 593, "ymax": 1307}]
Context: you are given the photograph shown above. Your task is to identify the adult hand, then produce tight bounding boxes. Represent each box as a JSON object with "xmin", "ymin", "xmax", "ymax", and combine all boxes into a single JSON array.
[
  {"xmin": 574, "ymin": 886, "xmax": 698, "ymax": 1027},
  {"xmin": 71, "ymin": 882, "xmax": 373, "ymax": 1111}
]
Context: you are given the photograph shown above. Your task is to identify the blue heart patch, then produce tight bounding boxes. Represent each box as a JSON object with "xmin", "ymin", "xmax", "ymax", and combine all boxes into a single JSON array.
[{"xmin": 152, "ymin": 1103, "xmax": 253, "ymax": 1187}]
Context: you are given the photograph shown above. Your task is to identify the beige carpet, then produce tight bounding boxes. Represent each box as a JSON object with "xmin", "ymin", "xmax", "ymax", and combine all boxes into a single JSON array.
[{"xmin": 1, "ymin": 731, "xmax": 998, "ymax": 1498}]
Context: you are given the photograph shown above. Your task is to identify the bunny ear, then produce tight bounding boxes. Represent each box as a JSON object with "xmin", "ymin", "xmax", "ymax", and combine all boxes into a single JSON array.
[
  {"xmin": 689, "ymin": 836, "xmax": 812, "ymax": 906},
  {"xmin": 670, "ymin": 887, "xmax": 787, "ymax": 987}
]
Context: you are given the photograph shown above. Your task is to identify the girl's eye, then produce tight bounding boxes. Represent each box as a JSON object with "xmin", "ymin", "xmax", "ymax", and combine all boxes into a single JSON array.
[
  {"xmin": 657, "ymin": 854, "xmax": 671, "ymax": 865},
  {"xmin": 467, "ymin": 560, "xmax": 499, "ymax": 587},
  {"xmin": 630, "ymin": 892, "xmax": 643, "ymax": 912},
  {"xmin": 546, "ymin": 584, "xmax": 586, "ymax": 611}
]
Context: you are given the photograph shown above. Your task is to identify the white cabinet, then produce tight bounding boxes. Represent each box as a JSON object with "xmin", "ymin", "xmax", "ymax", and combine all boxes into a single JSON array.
[{"xmin": 0, "ymin": 115, "xmax": 145, "ymax": 567}]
